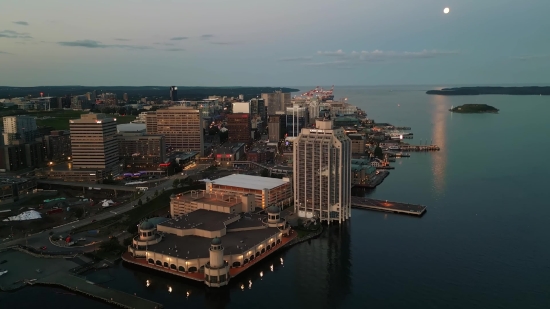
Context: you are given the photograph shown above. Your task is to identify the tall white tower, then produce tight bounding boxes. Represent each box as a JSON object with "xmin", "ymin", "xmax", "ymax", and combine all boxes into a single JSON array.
[
  {"xmin": 204, "ymin": 237, "xmax": 230, "ymax": 287},
  {"xmin": 293, "ymin": 118, "xmax": 352, "ymax": 224}
]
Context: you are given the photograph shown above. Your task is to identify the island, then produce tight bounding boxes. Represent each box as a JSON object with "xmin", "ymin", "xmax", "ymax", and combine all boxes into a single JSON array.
[
  {"xmin": 449, "ymin": 104, "xmax": 499, "ymax": 113},
  {"xmin": 426, "ymin": 86, "xmax": 550, "ymax": 96}
]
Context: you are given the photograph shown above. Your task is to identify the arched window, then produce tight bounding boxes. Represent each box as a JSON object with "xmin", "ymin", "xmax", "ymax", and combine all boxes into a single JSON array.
[
  {"xmin": 170, "ymin": 264, "xmax": 176, "ymax": 270},
  {"xmin": 148, "ymin": 258, "xmax": 154, "ymax": 264},
  {"xmin": 261, "ymin": 248, "xmax": 266, "ymax": 254},
  {"xmin": 271, "ymin": 242, "xmax": 275, "ymax": 247},
  {"xmin": 232, "ymin": 261, "xmax": 241, "ymax": 267},
  {"xmin": 255, "ymin": 252, "xmax": 260, "ymax": 257},
  {"xmin": 163, "ymin": 262, "xmax": 169, "ymax": 267},
  {"xmin": 178, "ymin": 266, "xmax": 185, "ymax": 272},
  {"xmin": 156, "ymin": 260, "xmax": 162, "ymax": 266},
  {"xmin": 267, "ymin": 245, "xmax": 271, "ymax": 250},
  {"xmin": 188, "ymin": 266, "xmax": 197, "ymax": 272}
]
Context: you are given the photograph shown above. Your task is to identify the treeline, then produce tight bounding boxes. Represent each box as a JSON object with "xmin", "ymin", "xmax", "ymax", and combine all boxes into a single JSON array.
[{"xmin": 0, "ymin": 86, "xmax": 300, "ymax": 101}]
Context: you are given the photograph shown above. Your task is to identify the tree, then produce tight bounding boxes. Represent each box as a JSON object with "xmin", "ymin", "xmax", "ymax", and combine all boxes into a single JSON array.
[
  {"xmin": 172, "ymin": 179, "xmax": 180, "ymax": 189},
  {"xmin": 137, "ymin": 199, "xmax": 143, "ymax": 206},
  {"xmin": 154, "ymin": 190, "xmax": 158, "ymax": 197},
  {"xmin": 374, "ymin": 146, "xmax": 384, "ymax": 160},
  {"xmin": 127, "ymin": 223, "xmax": 138, "ymax": 234},
  {"xmin": 260, "ymin": 169, "xmax": 270, "ymax": 177},
  {"xmin": 146, "ymin": 196, "xmax": 150, "ymax": 202}
]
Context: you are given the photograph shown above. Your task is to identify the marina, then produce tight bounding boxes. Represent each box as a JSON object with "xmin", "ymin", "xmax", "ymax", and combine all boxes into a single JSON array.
[
  {"xmin": 397, "ymin": 144, "xmax": 440, "ymax": 151},
  {"xmin": 351, "ymin": 197, "xmax": 427, "ymax": 216}
]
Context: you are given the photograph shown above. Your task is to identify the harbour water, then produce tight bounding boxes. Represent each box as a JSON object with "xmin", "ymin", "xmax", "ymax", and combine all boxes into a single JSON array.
[{"xmin": 2, "ymin": 85, "xmax": 550, "ymax": 308}]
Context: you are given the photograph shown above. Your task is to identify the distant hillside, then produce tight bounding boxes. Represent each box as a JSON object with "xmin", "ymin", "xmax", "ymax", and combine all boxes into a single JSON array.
[
  {"xmin": 426, "ymin": 86, "xmax": 550, "ymax": 96},
  {"xmin": 0, "ymin": 86, "xmax": 300, "ymax": 101}
]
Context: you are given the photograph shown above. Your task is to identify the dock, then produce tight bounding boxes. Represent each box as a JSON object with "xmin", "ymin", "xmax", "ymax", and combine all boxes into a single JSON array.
[
  {"xmin": 351, "ymin": 197, "xmax": 427, "ymax": 216},
  {"xmin": 399, "ymin": 144, "xmax": 440, "ymax": 151}
]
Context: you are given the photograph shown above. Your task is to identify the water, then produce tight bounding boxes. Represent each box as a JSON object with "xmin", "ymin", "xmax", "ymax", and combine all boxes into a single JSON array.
[{"xmin": 2, "ymin": 85, "xmax": 550, "ymax": 308}]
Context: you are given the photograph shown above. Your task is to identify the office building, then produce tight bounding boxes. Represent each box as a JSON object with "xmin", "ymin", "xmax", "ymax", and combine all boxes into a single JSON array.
[
  {"xmin": 70, "ymin": 113, "xmax": 119, "ymax": 170},
  {"xmin": 232, "ymin": 102, "xmax": 250, "ymax": 114},
  {"xmin": 268, "ymin": 114, "xmax": 285, "ymax": 143},
  {"xmin": 102, "ymin": 93, "xmax": 117, "ymax": 106},
  {"xmin": 0, "ymin": 140, "xmax": 43, "ymax": 172},
  {"xmin": 71, "ymin": 95, "xmax": 91, "ymax": 110},
  {"xmin": 285, "ymin": 105, "xmax": 308, "ymax": 138},
  {"xmin": 348, "ymin": 134, "xmax": 366, "ymax": 154},
  {"xmin": 170, "ymin": 86, "xmax": 178, "ymax": 101},
  {"xmin": 43, "ymin": 130, "xmax": 71, "ymax": 161},
  {"xmin": 146, "ymin": 106, "xmax": 203, "ymax": 156},
  {"xmin": 2, "ymin": 115, "xmax": 38, "ymax": 145},
  {"xmin": 214, "ymin": 143, "xmax": 245, "ymax": 167},
  {"xmin": 206, "ymin": 174, "xmax": 292, "ymax": 209},
  {"xmin": 123, "ymin": 93, "xmax": 129, "ymax": 102},
  {"xmin": 262, "ymin": 91, "xmax": 291, "ymax": 115},
  {"xmin": 226, "ymin": 113, "xmax": 252, "ymax": 144},
  {"xmin": 250, "ymin": 98, "xmax": 266, "ymax": 122},
  {"xmin": 118, "ymin": 133, "xmax": 166, "ymax": 169},
  {"xmin": 293, "ymin": 118, "xmax": 352, "ymax": 224}
]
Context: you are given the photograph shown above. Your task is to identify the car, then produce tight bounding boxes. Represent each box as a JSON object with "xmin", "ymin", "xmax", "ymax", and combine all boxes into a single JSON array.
[
  {"xmin": 40, "ymin": 246, "xmax": 47, "ymax": 250},
  {"xmin": 91, "ymin": 219, "xmax": 97, "ymax": 223}
]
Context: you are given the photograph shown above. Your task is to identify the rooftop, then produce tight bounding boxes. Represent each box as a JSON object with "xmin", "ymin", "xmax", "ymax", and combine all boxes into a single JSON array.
[
  {"xmin": 158, "ymin": 209, "xmax": 239, "ymax": 232},
  {"xmin": 148, "ymin": 227, "xmax": 280, "ymax": 259},
  {"xmin": 208, "ymin": 174, "xmax": 289, "ymax": 191},
  {"xmin": 172, "ymin": 191, "xmax": 242, "ymax": 209}
]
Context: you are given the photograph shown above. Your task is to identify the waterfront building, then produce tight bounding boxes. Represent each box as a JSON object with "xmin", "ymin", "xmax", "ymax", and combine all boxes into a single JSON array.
[
  {"xmin": 206, "ymin": 174, "xmax": 292, "ymax": 209},
  {"xmin": 226, "ymin": 113, "xmax": 252, "ymax": 144},
  {"xmin": 348, "ymin": 134, "xmax": 366, "ymax": 154},
  {"xmin": 125, "ymin": 204, "xmax": 293, "ymax": 287},
  {"xmin": 146, "ymin": 106, "xmax": 203, "ymax": 156},
  {"xmin": 293, "ymin": 118, "xmax": 352, "ymax": 224},
  {"xmin": 170, "ymin": 190, "xmax": 255, "ymax": 217},
  {"xmin": 2, "ymin": 115, "xmax": 38, "ymax": 145}
]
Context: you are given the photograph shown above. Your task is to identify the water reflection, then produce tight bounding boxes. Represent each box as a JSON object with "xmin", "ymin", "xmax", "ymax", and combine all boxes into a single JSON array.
[{"xmin": 430, "ymin": 95, "xmax": 449, "ymax": 197}]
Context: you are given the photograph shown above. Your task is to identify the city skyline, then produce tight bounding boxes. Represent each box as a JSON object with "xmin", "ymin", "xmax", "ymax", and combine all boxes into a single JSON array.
[{"xmin": 1, "ymin": 0, "xmax": 550, "ymax": 86}]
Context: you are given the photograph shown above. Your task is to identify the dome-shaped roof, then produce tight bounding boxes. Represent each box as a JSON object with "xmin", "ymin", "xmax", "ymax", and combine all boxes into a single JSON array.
[
  {"xmin": 211, "ymin": 237, "xmax": 222, "ymax": 245},
  {"xmin": 267, "ymin": 205, "xmax": 280, "ymax": 214},
  {"xmin": 140, "ymin": 220, "xmax": 154, "ymax": 230}
]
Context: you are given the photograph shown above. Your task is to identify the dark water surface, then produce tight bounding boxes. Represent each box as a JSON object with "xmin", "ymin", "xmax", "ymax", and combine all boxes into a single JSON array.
[{"xmin": 2, "ymin": 86, "xmax": 549, "ymax": 308}]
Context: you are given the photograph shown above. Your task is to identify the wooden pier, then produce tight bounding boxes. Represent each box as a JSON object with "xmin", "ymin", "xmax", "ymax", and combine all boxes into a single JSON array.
[{"xmin": 351, "ymin": 197, "xmax": 427, "ymax": 216}]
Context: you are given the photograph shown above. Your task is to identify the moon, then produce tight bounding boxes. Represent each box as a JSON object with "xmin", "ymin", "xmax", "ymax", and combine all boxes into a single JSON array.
[{"xmin": 443, "ymin": 7, "xmax": 450, "ymax": 14}]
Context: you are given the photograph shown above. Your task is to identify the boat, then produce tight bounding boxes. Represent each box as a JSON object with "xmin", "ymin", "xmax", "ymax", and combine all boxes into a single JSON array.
[
  {"xmin": 0, "ymin": 269, "xmax": 8, "ymax": 276},
  {"xmin": 388, "ymin": 145, "xmax": 400, "ymax": 151}
]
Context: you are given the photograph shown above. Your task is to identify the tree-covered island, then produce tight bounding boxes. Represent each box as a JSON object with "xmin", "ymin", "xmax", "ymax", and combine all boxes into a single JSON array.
[{"xmin": 449, "ymin": 104, "xmax": 499, "ymax": 113}]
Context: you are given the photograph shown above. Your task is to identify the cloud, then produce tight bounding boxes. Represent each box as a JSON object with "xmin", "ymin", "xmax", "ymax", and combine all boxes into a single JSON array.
[
  {"xmin": 13, "ymin": 21, "xmax": 29, "ymax": 26},
  {"xmin": 278, "ymin": 56, "xmax": 313, "ymax": 62},
  {"xmin": 165, "ymin": 48, "xmax": 185, "ymax": 52},
  {"xmin": 0, "ymin": 30, "xmax": 32, "ymax": 39},
  {"xmin": 200, "ymin": 34, "xmax": 214, "ymax": 39},
  {"xmin": 210, "ymin": 41, "xmax": 243, "ymax": 45},
  {"xmin": 0, "ymin": 50, "xmax": 13, "ymax": 55},
  {"xmin": 154, "ymin": 42, "xmax": 175, "ymax": 46},
  {"xmin": 170, "ymin": 36, "xmax": 188, "ymax": 41},
  {"xmin": 114, "ymin": 38, "xmax": 131, "ymax": 41},
  {"xmin": 305, "ymin": 49, "xmax": 459, "ymax": 66},
  {"xmin": 57, "ymin": 39, "xmax": 151, "ymax": 50},
  {"xmin": 317, "ymin": 49, "xmax": 346, "ymax": 56},
  {"xmin": 302, "ymin": 60, "xmax": 348, "ymax": 66}
]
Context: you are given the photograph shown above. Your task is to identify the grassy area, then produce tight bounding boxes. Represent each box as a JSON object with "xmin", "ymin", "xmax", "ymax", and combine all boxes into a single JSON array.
[
  {"xmin": 31, "ymin": 109, "xmax": 136, "ymax": 130},
  {"xmin": 72, "ymin": 184, "xmax": 205, "ymax": 235}
]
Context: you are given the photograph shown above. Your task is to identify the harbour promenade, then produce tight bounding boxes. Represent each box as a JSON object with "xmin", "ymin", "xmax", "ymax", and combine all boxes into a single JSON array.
[{"xmin": 351, "ymin": 197, "xmax": 427, "ymax": 216}]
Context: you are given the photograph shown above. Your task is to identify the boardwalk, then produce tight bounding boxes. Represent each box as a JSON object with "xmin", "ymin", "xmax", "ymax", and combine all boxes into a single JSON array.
[
  {"xmin": 351, "ymin": 197, "xmax": 427, "ymax": 216},
  {"xmin": 36, "ymin": 273, "xmax": 163, "ymax": 309}
]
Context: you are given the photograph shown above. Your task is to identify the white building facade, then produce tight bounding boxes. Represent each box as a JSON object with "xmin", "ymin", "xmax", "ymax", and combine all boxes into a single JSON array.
[{"xmin": 293, "ymin": 118, "xmax": 352, "ymax": 224}]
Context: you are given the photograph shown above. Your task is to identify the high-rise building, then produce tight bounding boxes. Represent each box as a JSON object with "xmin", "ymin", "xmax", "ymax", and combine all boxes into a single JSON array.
[
  {"xmin": 226, "ymin": 113, "xmax": 252, "ymax": 144},
  {"xmin": 2, "ymin": 115, "xmax": 38, "ymax": 145},
  {"xmin": 102, "ymin": 93, "xmax": 117, "ymax": 106},
  {"xmin": 268, "ymin": 115, "xmax": 285, "ymax": 143},
  {"xmin": 146, "ymin": 106, "xmax": 203, "ymax": 155},
  {"xmin": 123, "ymin": 93, "xmax": 129, "ymax": 102},
  {"xmin": 170, "ymin": 86, "xmax": 178, "ymax": 101},
  {"xmin": 285, "ymin": 105, "xmax": 308, "ymax": 138},
  {"xmin": 293, "ymin": 118, "xmax": 352, "ymax": 224},
  {"xmin": 70, "ymin": 95, "xmax": 91, "ymax": 110},
  {"xmin": 43, "ymin": 130, "xmax": 71, "ymax": 161},
  {"xmin": 250, "ymin": 98, "xmax": 266, "ymax": 122},
  {"xmin": 262, "ymin": 91, "xmax": 291, "ymax": 115},
  {"xmin": 118, "ymin": 132, "xmax": 166, "ymax": 169},
  {"xmin": 232, "ymin": 102, "xmax": 250, "ymax": 114},
  {"xmin": 69, "ymin": 113, "xmax": 119, "ymax": 170}
]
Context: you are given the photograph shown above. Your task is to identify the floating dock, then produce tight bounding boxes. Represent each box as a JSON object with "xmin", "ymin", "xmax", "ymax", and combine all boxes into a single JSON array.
[{"xmin": 351, "ymin": 197, "xmax": 427, "ymax": 216}]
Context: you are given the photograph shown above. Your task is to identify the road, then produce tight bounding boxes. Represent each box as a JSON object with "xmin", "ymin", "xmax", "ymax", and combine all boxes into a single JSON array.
[{"xmin": 0, "ymin": 165, "xmax": 211, "ymax": 252}]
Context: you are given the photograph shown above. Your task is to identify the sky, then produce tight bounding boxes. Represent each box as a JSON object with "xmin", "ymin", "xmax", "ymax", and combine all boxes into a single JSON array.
[{"xmin": 1, "ymin": 0, "xmax": 550, "ymax": 87}]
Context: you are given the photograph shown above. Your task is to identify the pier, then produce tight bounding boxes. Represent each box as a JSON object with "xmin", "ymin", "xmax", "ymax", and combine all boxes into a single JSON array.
[{"xmin": 351, "ymin": 197, "xmax": 427, "ymax": 216}]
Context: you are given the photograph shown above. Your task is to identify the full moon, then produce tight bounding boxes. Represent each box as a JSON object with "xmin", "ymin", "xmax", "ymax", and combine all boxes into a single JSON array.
[{"xmin": 444, "ymin": 7, "xmax": 450, "ymax": 14}]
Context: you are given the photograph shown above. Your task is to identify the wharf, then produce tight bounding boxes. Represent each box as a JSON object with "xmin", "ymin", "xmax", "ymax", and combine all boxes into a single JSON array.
[
  {"xmin": 351, "ymin": 197, "xmax": 426, "ymax": 216},
  {"xmin": 34, "ymin": 272, "xmax": 163, "ymax": 309},
  {"xmin": 353, "ymin": 171, "xmax": 390, "ymax": 189},
  {"xmin": 399, "ymin": 144, "xmax": 440, "ymax": 151}
]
